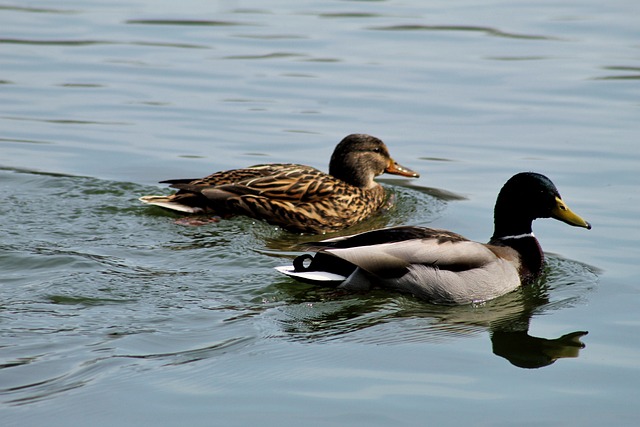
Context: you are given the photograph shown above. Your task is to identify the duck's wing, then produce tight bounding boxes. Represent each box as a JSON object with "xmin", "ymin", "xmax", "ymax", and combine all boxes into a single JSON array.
[
  {"xmin": 278, "ymin": 226, "xmax": 505, "ymax": 280},
  {"xmin": 324, "ymin": 236, "xmax": 500, "ymax": 279},
  {"xmin": 292, "ymin": 225, "xmax": 488, "ymax": 276},
  {"xmin": 170, "ymin": 164, "xmax": 339, "ymax": 203},
  {"xmin": 142, "ymin": 165, "xmax": 300, "ymax": 212},
  {"xmin": 161, "ymin": 164, "xmax": 303, "ymax": 188},
  {"xmin": 312, "ymin": 225, "xmax": 468, "ymax": 248}
]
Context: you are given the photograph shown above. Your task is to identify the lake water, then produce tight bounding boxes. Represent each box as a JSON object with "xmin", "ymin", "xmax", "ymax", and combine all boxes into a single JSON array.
[{"xmin": 1, "ymin": 0, "xmax": 639, "ymax": 425}]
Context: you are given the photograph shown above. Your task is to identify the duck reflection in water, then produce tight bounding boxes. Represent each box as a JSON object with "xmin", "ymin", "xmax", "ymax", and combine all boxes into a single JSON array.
[{"xmin": 491, "ymin": 328, "xmax": 587, "ymax": 369}]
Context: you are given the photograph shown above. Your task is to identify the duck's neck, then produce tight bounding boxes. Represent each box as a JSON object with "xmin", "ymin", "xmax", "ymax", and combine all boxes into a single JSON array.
[
  {"xmin": 490, "ymin": 217, "xmax": 544, "ymax": 282},
  {"xmin": 330, "ymin": 167, "xmax": 376, "ymax": 189}
]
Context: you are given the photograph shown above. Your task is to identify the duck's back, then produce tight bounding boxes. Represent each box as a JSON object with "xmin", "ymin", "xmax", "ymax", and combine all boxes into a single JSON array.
[
  {"xmin": 159, "ymin": 163, "xmax": 388, "ymax": 233},
  {"xmin": 163, "ymin": 163, "xmax": 318, "ymax": 188}
]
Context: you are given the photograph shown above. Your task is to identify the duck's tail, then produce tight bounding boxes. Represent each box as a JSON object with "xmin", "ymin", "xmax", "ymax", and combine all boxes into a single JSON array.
[{"xmin": 139, "ymin": 195, "xmax": 204, "ymax": 213}]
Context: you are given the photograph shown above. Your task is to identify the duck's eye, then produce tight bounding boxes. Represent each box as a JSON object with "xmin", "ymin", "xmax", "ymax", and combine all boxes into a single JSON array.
[{"xmin": 371, "ymin": 148, "xmax": 382, "ymax": 153}]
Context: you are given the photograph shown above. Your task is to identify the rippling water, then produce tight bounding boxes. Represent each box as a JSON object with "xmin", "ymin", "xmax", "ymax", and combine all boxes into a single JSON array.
[{"xmin": 1, "ymin": 1, "xmax": 639, "ymax": 426}]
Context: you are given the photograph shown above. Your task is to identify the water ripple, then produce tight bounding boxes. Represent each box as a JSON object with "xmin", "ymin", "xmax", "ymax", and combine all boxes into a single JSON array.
[
  {"xmin": 223, "ymin": 52, "xmax": 308, "ymax": 60},
  {"xmin": 368, "ymin": 24, "xmax": 559, "ymax": 40},
  {"xmin": 113, "ymin": 336, "xmax": 256, "ymax": 366},
  {"xmin": 0, "ymin": 5, "xmax": 77, "ymax": 14},
  {"xmin": 595, "ymin": 66, "xmax": 640, "ymax": 80},
  {"xmin": 125, "ymin": 19, "xmax": 252, "ymax": 27},
  {"xmin": 0, "ymin": 38, "xmax": 107, "ymax": 46},
  {"xmin": 0, "ymin": 136, "xmax": 52, "ymax": 144},
  {"xmin": 0, "ymin": 37, "xmax": 208, "ymax": 49},
  {"xmin": 2, "ymin": 115, "xmax": 130, "ymax": 126}
]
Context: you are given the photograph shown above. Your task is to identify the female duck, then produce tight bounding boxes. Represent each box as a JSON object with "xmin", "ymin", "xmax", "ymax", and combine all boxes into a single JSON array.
[
  {"xmin": 140, "ymin": 134, "xmax": 419, "ymax": 233},
  {"xmin": 276, "ymin": 172, "xmax": 591, "ymax": 304}
]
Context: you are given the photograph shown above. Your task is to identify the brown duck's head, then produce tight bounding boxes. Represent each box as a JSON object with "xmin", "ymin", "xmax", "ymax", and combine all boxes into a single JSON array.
[{"xmin": 328, "ymin": 134, "xmax": 419, "ymax": 188}]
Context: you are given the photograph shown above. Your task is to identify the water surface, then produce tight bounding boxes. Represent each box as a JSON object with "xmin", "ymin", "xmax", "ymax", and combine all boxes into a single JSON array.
[{"xmin": 1, "ymin": 1, "xmax": 639, "ymax": 426}]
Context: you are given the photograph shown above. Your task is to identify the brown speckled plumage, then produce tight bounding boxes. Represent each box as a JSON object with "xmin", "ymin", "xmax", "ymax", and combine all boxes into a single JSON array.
[{"xmin": 140, "ymin": 134, "xmax": 419, "ymax": 233}]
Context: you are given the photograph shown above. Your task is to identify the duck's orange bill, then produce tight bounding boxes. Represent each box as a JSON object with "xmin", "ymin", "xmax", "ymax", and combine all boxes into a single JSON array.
[{"xmin": 386, "ymin": 160, "xmax": 420, "ymax": 178}]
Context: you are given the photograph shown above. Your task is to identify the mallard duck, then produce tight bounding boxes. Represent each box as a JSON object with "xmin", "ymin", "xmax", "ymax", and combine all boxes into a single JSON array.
[
  {"xmin": 275, "ymin": 172, "xmax": 591, "ymax": 304},
  {"xmin": 140, "ymin": 134, "xmax": 419, "ymax": 233}
]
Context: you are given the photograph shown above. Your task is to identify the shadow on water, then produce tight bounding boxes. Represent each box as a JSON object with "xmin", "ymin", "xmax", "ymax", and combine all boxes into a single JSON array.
[{"xmin": 267, "ymin": 255, "xmax": 599, "ymax": 369}]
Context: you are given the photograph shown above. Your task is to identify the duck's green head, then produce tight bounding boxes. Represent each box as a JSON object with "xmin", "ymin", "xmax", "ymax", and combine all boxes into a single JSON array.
[{"xmin": 493, "ymin": 172, "xmax": 591, "ymax": 237}]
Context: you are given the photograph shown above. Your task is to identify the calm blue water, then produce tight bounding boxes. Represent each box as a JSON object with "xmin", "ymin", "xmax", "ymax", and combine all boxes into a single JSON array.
[{"xmin": 1, "ymin": 1, "xmax": 639, "ymax": 425}]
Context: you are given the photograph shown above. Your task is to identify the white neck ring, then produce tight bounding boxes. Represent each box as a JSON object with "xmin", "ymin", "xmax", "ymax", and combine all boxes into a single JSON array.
[{"xmin": 498, "ymin": 232, "xmax": 535, "ymax": 241}]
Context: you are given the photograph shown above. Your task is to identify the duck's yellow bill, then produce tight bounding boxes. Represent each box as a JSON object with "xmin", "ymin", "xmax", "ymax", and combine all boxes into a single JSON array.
[{"xmin": 552, "ymin": 197, "xmax": 592, "ymax": 229}]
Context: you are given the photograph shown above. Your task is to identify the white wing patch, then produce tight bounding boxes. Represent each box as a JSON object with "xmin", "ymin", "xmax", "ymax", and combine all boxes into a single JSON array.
[
  {"xmin": 274, "ymin": 265, "xmax": 346, "ymax": 283},
  {"xmin": 139, "ymin": 196, "xmax": 203, "ymax": 213}
]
